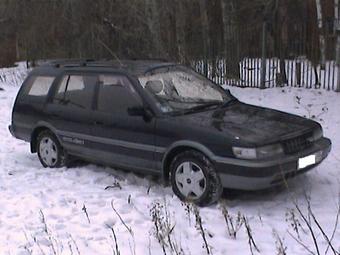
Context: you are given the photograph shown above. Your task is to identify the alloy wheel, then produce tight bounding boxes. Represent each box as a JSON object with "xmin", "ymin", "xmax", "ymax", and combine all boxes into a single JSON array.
[
  {"xmin": 175, "ymin": 161, "xmax": 207, "ymax": 199},
  {"xmin": 39, "ymin": 137, "xmax": 58, "ymax": 167}
]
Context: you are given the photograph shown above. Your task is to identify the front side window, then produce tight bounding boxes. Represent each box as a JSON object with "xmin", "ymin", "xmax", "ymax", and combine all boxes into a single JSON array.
[
  {"xmin": 138, "ymin": 66, "xmax": 232, "ymax": 113},
  {"xmin": 26, "ymin": 76, "xmax": 55, "ymax": 96},
  {"xmin": 96, "ymin": 75, "xmax": 142, "ymax": 113},
  {"xmin": 54, "ymin": 74, "xmax": 96, "ymax": 109}
]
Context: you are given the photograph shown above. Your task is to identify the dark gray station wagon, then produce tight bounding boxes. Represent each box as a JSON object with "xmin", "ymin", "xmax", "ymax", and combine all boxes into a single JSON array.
[{"xmin": 9, "ymin": 59, "xmax": 331, "ymax": 205}]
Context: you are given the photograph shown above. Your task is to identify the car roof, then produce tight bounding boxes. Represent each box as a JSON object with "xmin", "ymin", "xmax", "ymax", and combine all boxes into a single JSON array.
[{"xmin": 33, "ymin": 59, "xmax": 178, "ymax": 76}]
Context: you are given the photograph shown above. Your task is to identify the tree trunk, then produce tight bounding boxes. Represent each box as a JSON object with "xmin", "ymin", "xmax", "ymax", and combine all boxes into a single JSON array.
[
  {"xmin": 260, "ymin": 22, "xmax": 267, "ymax": 89},
  {"xmin": 221, "ymin": 0, "xmax": 239, "ymax": 79},
  {"xmin": 199, "ymin": 0, "xmax": 211, "ymax": 77},
  {"xmin": 174, "ymin": 0, "xmax": 186, "ymax": 64},
  {"xmin": 145, "ymin": 0, "xmax": 165, "ymax": 58},
  {"xmin": 279, "ymin": 58, "xmax": 287, "ymax": 85},
  {"xmin": 15, "ymin": 32, "xmax": 20, "ymax": 60},
  {"xmin": 335, "ymin": 0, "xmax": 340, "ymax": 91},
  {"xmin": 315, "ymin": 0, "xmax": 326, "ymax": 69},
  {"xmin": 274, "ymin": 0, "xmax": 287, "ymax": 85}
]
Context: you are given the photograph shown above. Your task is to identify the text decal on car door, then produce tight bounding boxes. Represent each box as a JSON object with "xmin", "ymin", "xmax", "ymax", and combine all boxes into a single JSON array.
[{"xmin": 62, "ymin": 136, "xmax": 85, "ymax": 145}]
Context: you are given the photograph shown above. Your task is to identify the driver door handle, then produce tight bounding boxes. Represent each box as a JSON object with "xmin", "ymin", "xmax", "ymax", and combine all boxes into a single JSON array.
[{"xmin": 94, "ymin": 121, "xmax": 104, "ymax": 126}]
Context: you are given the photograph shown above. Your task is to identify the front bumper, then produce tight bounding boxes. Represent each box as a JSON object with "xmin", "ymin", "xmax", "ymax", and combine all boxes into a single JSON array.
[{"xmin": 213, "ymin": 137, "xmax": 331, "ymax": 190}]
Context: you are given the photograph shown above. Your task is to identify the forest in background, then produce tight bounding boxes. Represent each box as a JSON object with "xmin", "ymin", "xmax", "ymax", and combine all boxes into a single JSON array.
[{"xmin": 0, "ymin": 0, "xmax": 339, "ymax": 82}]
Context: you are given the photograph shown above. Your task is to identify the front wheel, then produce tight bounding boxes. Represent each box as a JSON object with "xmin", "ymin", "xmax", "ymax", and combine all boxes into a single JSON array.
[
  {"xmin": 170, "ymin": 150, "xmax": 222, "ymax": 206},
  {"xmin": 37, "ymin": 130, "xmax": 67, "ymax": 168}
]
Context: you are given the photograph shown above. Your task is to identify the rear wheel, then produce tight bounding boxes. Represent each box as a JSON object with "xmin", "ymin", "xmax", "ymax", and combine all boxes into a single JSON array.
[
  {"xmin": 37, "ymin": 130, "xmax": 66, "ymax": 168},
  {"xmin": 170, "ymin": 150, "xmax": 222, "ymax": 206}
]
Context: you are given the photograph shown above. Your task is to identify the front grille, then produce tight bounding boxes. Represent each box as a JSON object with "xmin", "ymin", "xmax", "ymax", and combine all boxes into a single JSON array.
[{"xmin": 282, "ymin": 132, "xmax": 313, "ymax": 154}]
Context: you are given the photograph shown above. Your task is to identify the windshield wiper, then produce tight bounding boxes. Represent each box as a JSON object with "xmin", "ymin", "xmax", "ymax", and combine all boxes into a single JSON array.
[
  {"xmin": 183, "ymin": 101, "xmax": 223, "ymax": 113},
  {"xmin": 160, "ymin": 97, "xmax": 199, "ymax": 104},
  {"xmin": 220, "ymin": 98, "xmax": 238, "ymax": 108}
]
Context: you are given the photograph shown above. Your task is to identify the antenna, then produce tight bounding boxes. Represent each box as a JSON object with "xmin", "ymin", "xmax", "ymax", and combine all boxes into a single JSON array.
[{"xmin": 96, "ymin": 38, "xmax": 124, "ymax": 67}]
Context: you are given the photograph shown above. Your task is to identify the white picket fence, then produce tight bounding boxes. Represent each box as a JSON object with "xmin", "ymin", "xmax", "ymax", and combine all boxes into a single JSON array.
[
  {"xmin": 193, "ymin": 58, "xmax": 340, "ymax": 91},
  {"xmin": 0, "ymin": 62, "xmax": 29, "ymax": 88}
]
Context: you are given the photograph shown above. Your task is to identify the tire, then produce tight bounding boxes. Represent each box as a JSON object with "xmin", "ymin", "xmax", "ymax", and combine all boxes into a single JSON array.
[
  {"xmin": 36, "ymin": 130, "xmax": 67, "ymax": 168},
  {"xmin": 170, "ymin": 150, "xmax": 223, "ymax": 206}
]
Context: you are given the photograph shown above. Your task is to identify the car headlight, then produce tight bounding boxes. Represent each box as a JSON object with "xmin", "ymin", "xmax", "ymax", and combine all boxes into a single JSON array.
[{"xmin": 232, "ymin": 144, "xmax": 283, "ymax": 160}]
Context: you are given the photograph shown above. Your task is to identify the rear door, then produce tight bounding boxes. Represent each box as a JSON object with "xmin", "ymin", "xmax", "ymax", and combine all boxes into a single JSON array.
[
  {"xmin": 46, "ymin": 72, "xmax": 97, "ymax": 156},
  {"xmin": 90, "ymin": 74, "xmax": 158, "ymax": 173}
]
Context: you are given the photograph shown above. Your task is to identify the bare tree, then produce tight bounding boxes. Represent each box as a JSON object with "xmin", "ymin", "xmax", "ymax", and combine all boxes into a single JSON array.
[
  {"xmin": 174, "ymin": 0, "xmax": 187, "ymax": 64},
  {"xmin": 0, "ymin": 0, "xmax": 339, "ymax": 92},
  {"xmin": 145, "ymin": 0, "xmax": 165, "ymax": 58},
  {"xmin": 221, "ymin": 0, "xmax": 240, "ymax": 79},
  {"xmin": 335, "ymin": 0, "xmax": 340, "ymax": 91},
  {"xmin": 315, "ymin": 0, "xmax": 326, "ymax": 69},
  {"xmin": 199, "ymin": 0, "xmax": 211, "ymax": 77}
]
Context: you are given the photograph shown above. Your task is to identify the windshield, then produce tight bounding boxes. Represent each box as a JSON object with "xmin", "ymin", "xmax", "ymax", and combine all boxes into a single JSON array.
[{"xmin": 138, "ymin": 66, "xmax": 233, "ymax": 113}]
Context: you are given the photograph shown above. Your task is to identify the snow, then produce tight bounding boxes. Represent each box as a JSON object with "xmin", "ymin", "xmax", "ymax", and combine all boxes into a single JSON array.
[{"xmin": 0, "ymin": 66, "xmax": 339, "ymax": 255}]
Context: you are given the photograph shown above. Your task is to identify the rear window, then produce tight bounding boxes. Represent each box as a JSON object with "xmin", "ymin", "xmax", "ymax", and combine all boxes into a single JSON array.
[{"xmin": 26, "ymin": 76, "xmax": 55, "ymax": 96}]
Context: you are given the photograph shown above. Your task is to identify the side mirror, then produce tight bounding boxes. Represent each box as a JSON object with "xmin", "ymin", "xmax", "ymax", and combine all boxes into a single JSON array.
[
  {"xmin": 128, "ymin": 106, "xmax": 153, "ymax": 121},
  {"xmin": 127, "ymin": 106, "xmax": 146, "ymax": 116}
]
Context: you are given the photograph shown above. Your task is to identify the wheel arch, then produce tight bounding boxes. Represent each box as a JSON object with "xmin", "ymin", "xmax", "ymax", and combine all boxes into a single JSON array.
[
  {"xmin": 161, "ymin": 141, "xmax": 216, "ymax": 182},
  {"xmin": 30, "ymin": 122, "xmax": 60, "ymax": 153}
]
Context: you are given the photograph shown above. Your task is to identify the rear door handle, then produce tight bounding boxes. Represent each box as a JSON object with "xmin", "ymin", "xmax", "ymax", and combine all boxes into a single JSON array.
[
  {"xmin": 94, "ymin": 121, "xmax": 104, "ymax": 125},
  {"xmin": 50, "ymin": 113, "xmax": 60, "ymax": 118}
]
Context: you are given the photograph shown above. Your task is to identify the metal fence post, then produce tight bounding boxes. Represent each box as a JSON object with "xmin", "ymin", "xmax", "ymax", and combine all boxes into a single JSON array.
[{"xmin": 260, "ymin": 21, "xmax": 267, "ymax": 89}]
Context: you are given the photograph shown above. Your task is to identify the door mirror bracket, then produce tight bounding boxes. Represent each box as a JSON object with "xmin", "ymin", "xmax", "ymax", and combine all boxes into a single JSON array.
[{"xmin": 127, "ymin": 106, "xmax": 153, "ymax": 121}]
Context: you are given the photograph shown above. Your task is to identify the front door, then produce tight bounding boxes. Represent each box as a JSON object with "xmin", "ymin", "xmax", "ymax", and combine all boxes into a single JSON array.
[{"xmin": 90, "ymin": 74, "xmax": 158, "ymax": 173}]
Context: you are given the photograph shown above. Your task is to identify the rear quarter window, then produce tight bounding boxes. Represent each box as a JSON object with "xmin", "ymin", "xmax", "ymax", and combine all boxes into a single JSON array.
[{"xmin": 25, "ymin": 75, "xmax": 55, "ymax": 97}]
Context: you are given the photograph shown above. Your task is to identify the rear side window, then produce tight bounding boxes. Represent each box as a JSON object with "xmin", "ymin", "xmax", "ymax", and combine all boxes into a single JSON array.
[
  {"xmin": 25, "ymin": 76, "xmax": 55, "ymax": 96},
  {"xmin": 54, "ymin": 75, "xmax": 97, "ymax": 109},
  {"xmin": 97, "ymin": 75, "xmax": 142, "ymax": 113}
]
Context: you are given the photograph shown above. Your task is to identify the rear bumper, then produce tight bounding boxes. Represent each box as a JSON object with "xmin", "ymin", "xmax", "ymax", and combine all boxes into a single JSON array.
[
  {"xmin": 213, "ymin": 137, "xmax": 331, "ymax": 190},
  {"xmin": 8, "ymin": 124, "xmax": 15, "ymax": 137}
]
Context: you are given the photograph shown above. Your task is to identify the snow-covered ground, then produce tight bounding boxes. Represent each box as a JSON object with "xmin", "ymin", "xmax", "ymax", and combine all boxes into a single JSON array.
[{"xmin": 0, "ymin": 67, "xmax": 339, "ymax": 255}]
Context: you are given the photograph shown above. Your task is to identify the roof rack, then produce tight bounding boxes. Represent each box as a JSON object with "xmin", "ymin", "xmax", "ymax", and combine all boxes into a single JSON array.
[
  {"xmin": 130, "ymin": 57, "xmax": 169, "ymax": 62},
  {"xmin": 46, "ymin": 59, "xmax": 128, "ymax": 69},
  {"xmin": 40, "ymin": 58, "xmax": 171, "ymax": 69},
  {"xmin": 48, "ymin": 59, "xmax": 96, "ymax": 68},
  {"xmin": 35, "ymin": 59, "xmax": 178, "ymax": 75}
]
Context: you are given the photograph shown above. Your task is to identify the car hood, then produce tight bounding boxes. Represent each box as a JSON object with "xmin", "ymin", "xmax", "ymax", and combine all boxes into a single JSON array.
[{"xmin": 174, "ymin": 101, "xmax": 318, "ymax": 145}]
